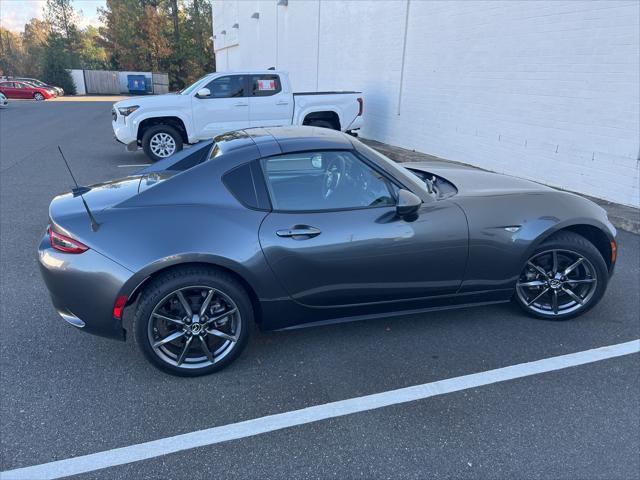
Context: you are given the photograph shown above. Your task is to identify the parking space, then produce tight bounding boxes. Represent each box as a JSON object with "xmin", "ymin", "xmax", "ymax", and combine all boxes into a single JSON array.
[{"xmin": 1, "ymin": 99, "xmax": 638, "ymax": 479}]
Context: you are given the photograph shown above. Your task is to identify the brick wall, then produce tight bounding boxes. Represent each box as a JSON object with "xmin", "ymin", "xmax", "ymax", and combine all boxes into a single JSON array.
[{"xmin": 213, "ymin": 0, "xmax": 640, "ymax": 207}]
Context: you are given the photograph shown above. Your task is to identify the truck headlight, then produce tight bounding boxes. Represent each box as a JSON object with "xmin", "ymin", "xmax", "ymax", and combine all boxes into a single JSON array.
[{"xmin": 118, "ymin": 105, "xmax": 139, "ymax": 117}]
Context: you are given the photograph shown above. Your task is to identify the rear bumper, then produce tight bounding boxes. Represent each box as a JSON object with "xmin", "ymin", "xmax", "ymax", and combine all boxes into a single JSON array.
[{"xmin": 37, "ymin": 234, "xmax": 134, "ymax": 340}]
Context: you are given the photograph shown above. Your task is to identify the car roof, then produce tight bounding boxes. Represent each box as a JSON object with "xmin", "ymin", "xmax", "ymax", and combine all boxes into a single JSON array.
[{"xmin": 214, "ymin": 126, "xmax": 353, "ymax": 158}]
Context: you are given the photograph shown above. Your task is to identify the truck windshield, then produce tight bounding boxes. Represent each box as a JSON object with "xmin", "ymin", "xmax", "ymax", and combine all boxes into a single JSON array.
[{"xmin": 181, "ymin": 75, "xmax": 211, "ymax": 96}]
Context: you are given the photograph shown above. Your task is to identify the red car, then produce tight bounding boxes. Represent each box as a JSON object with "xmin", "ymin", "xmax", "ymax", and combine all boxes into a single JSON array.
[{"xmin": 0, "ymin": 81, "xmax": 55, "ymax": 101}]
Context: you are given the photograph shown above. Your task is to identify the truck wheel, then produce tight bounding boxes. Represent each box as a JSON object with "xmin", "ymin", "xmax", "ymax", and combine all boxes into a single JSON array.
[
  {"xmin": 142, "ymin": 125, "xmax": 183, "ymax": 162},
  {"xmin": 306, "ymin": 119, "xmax": 337, "ymax": 130}
]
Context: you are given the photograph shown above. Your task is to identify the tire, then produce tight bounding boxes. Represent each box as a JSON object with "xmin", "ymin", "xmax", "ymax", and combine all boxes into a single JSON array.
[
  {"xmin": 132, "ymin": 266, "xmax": 252, "ymax": 376},
  {"xmin": 514, "ymin": 231, "xmax": 609, "ymax": 321},
  {"xmin": 33, "ymin": 92, "xmax": 45, "ymax": 101},
  {"xmin": 142, "ymin": 125, "xmax": 183, "ymax": 162},
  {"xmin": 305, "ymin": 119, "xmax": 337, "ymax": 130}
]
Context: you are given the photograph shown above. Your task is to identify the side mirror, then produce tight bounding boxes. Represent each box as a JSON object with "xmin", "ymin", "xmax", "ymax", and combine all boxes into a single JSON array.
[
  {"xmin": 396, "ymin": 189, "xmax": 422, "ymax": 218},
  {"xmin": 195, "ymin": 87, "xmax": 211, "ymax": 98}
]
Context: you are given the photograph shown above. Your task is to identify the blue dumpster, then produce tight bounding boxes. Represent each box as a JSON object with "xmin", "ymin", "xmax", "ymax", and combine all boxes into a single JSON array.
[{"xmin": 127, "ymin": 75, "xmax": 147, "ymax": 93}]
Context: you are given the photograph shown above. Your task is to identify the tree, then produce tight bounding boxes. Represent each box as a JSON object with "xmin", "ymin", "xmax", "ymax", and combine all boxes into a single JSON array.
[
  {"xmin": 21, "ymin": 19, "xmax": 51, "ymax": 77},
  {"xmin": 45, "ymin": 0, "xmax": 79, "ymax": 41},
  {"xmin": 78, "ymin": 26, "xmax": 109, "ymax": 69},
  {"xmin": 0, "ymin": 28, "xmax": 26, "ymax": 76},
  {"xmin": 2, "ymin": 0, "xmax": 216, "ymax": 90},
  {"xmin": 41, "ymin": 34, "xmax": 77, "ymax": 94}
]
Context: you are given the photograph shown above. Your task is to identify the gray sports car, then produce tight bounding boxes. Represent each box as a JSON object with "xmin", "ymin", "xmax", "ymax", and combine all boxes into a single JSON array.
[{"xmin": 38, "ymin": 127, "xmax": 617, "ymax": 376}]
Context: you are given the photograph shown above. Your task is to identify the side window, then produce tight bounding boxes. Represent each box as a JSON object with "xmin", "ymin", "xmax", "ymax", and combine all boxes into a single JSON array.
[
  {"xmin": 222, "ymin": 162, "xmax": 270, "ymax": 210},
  {"xmin": 261, "ymin": 151, "xmax": 397, "ymax": 212},
  {"xmin": 205, "ymin": 75, "xmax": 246, "ymax": 98},
  {"xmin": 250, "ymin": 75, "xmax": 282, "ymax": 97},
  {"xmin": 2, "ymin": 82, "xmax": 14, "ymax": 88},
  {"xmin": 14, "ymin": 82, "xmax": 24, "ymax": 89}
]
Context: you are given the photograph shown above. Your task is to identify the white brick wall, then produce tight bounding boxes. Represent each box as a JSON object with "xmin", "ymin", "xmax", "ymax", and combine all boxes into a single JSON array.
[{"xmin": 213, "ymin": 0, "xmax": 640, "ymax": 207}]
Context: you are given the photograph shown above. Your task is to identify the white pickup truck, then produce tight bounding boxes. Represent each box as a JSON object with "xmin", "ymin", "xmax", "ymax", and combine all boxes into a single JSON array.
[{"xmin": 112, "ymin": 70, "xmax": 364, "ymax": 161}]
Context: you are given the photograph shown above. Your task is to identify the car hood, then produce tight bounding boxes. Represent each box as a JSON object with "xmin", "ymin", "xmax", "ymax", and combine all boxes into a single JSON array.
[
  {"xmin": 406, "ymin": 162, "xmax": 554, "ymax": 197},
  {"xmin": 114, "ymin": 93, "xmax": 187, "ymax": 110}
]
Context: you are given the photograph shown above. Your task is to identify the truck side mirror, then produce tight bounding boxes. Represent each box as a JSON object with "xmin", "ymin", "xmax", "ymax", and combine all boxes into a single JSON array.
[{"xmin": 195, "ymin": 87, "xmax": 211, "ymax": 98}]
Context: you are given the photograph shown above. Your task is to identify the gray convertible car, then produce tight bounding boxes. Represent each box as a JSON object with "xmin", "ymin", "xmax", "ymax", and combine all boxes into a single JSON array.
[{"xmin": 39, "ymin": 127, "xmax": 617, "ymax": 376}]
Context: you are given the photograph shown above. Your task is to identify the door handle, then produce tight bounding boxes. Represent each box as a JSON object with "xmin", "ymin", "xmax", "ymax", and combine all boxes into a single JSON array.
[
  {"xmin": 276, "ymin": 101, "xmax": 289, "ymax": 105},
  {"xmin": 234, "ymin": 102, "xmax": 248, "ymax": 107},
  {"xmin": 276, "ymin": 226, "xmax": 322, "ymax": 239}
]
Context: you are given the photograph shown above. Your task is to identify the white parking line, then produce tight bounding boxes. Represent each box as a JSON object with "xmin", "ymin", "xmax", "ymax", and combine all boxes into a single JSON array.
[
  {"xmin": 2, "ymin": 339, "xmax": 638, "ymax": 480},
  {"xmin": 117, "ymin": 164, "xmax": 151, "ymax": 168}
]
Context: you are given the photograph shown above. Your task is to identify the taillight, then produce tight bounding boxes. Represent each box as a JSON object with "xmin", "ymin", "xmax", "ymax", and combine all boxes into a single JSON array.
[
  {"xmin": 113, "ymin": 295, "xmax": 128, "ymax": 320},
  {"xmin": 357, "ymin": 97, "xmax": 364, "ymax": 116},
  {"xmin": 49, "ymin": 226, "xmax": 89, "ymax": 254}
]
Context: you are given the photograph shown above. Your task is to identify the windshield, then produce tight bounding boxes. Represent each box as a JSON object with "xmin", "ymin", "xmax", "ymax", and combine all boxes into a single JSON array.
[{"xmin": 180, "ymin": 75, "xmax": 211, "ymax": 95}]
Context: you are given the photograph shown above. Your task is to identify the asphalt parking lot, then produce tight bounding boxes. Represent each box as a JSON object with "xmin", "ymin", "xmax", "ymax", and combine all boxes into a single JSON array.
[{"xmin": 1, "ymin": 99, "xmax": 639, "ymax": 479}]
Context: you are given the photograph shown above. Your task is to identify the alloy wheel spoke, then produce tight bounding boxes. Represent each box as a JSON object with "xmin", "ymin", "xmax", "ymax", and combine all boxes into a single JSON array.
[
  {"xmin": 562, "ymin": 286, "xmax": 584, "ymax": 305},
  {"xmin": 206, "ymin": 328, "xmax": 237, "ymax": 342},
  {"xmin": 176, "ymin": 290, "xmax": 193, "ymax": 316},
  {"xmin": 176, "ymin": 335, "xmax": 194, "ymax": 366},
  {"xmin": 203, "ymin": 308, "xmax": 237, "ymax": 326},
  {"xmin": 563, "ymin": 257, "xmax": 584, "ymax": 276},
  {"xmin": 153, "ymin": 330, "xmax": 185, "ymax": 348},
  {"xmin": 199, "ymin": 289, "xmax": 215, "ymax": 317},
  {"xmin": 198, "ymin": 335, "xmax": 215, "ymax": 363},
  {"xmin": 152, "ymin": 313, "xmax": 184, "ymax": 325},
  {"xmin": 565, "ymin": 278, "xmax": 595, "ymax": 284},
  {"xmin": 551, "ymin": 250, "xmax": 559, "ymax": 275},
  {"xmin": 527, "ymin": 287, "xmax": 549, "ymax": 306},
  {"xmin": 527, "ymin": 261, "xmax": 548, "ymax": 278},
  {"xmin": 552, "ymin": 290, "xmax": 559, "ymax": 314},
  {"xmin": 517, "ymin": 280, "xmax": 547, "ymax": 288}
]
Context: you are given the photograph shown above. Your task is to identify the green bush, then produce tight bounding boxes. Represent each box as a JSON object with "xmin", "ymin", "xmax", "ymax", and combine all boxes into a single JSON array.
[
  {"xmin": 41, "ymin": 63, "xmax": 76, "ymax": 95},
  {"xmin": 40, "ymin": 34, "xmax": 77, "ymax": 95}
]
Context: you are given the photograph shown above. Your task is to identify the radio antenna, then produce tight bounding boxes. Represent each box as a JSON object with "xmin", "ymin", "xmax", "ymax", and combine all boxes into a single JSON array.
[{"xmin": 57, "ymin": 146, "xmax": 99, "ymax": 231}]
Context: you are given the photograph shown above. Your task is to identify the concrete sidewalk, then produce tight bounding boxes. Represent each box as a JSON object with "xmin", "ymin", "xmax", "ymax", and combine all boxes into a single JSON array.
[{"xmin": 364, "ymin": 138, "xmax": 640, "ymax": 235}]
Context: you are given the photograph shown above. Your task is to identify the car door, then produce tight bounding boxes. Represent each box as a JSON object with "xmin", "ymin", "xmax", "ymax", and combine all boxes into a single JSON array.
[
  {"xmin": 0, "ymin": 82, "xmax": 18, "ymax": 98},
  {"xmin": 248, "ymin": 74, "xmax": 293, "ymax": 128},
  {"xmin": 257, "ymin": 150, "xmax": 469, "ymax": 307},
  {"xmin": 13, "ymin": 82, "xmax": 31, "ymax": 99},
  {"xmin": 191, "ymin": 75, "xmax": 250, "ymax": 139}
]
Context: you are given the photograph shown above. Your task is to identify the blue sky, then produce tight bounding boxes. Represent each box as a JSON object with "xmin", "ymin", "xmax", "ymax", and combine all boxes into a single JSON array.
[{"xmin": 0, "ymin": 0, "xmax": 105, "ymax": 32}]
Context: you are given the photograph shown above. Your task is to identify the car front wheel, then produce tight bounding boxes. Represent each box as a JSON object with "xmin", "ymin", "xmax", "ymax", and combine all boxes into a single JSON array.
[
  {"xmin": 132, "ymin": 266, "xmax": 252, "ymax": 376},
  {"xmin": 33, "ymin": 92, "xmax": 45, "ymax": 101},
  {"xmin": 514, "ymin": 231, "xmax": 609, "ymax": 320},
  {"xmin": 142, "ymin": 125, "xmax": 184, "ymax": 162}
]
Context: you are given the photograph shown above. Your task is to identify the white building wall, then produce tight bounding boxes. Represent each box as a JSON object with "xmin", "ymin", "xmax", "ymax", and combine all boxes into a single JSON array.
[{"xmin": 212, "ymin": 0, "xmax": 640, "ymax": 207}]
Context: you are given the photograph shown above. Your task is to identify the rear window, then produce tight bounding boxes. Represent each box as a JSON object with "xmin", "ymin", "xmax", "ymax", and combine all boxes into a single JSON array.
[
  {"xmin": 222, "ymin": 162, "xmax": 270, "ymax": 210},
  {"xmin": 250, "ymin": 75, "xmax": 282, "ymax": 97}
]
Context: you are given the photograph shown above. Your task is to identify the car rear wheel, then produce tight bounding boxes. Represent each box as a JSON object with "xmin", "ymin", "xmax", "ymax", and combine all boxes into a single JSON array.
[
  {"xmin": 514, "ymin": 231, "xmax": 608, "ymax": 320},
  {"xmin": 132, "ymin": 266, "xmax": 252, "ymax": 376},
  {"xmin": 33, "ymin": 92, "xmax": 45, "ymax": 101},
  {"xmin": 142, "ymin": 125, "xmax": 183, "ymax": 162}
]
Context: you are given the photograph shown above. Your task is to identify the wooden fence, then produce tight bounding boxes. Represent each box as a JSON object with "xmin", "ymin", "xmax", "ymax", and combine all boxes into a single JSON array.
[{"xmin": 83, "ymin": 70, "xmax": 120, "ymax": 95}]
